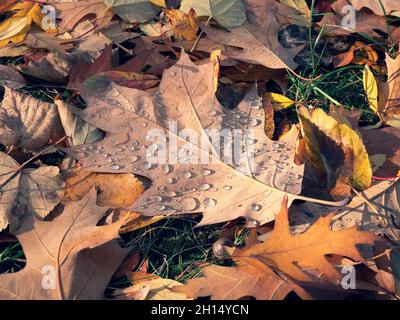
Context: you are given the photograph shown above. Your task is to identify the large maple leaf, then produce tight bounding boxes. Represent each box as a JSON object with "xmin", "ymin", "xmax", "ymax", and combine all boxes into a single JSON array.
[
  {"xmin": 0, "ymin": 190, "xmax": 128, "ymax": 300},
  {"xmin": 68, "ymin": 53, "xmax": 307, "ymax": 226}
]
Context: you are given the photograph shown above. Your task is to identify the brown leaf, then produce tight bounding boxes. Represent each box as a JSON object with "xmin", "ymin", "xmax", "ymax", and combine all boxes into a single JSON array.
[
  {"xmin": 68, "ymin": 53, "xmax": 305, "ymax": 226},
  {"xmin": 15, "ymin": 51, "xmax": 91, "ymax": 84},
  {"xmin": 0, "ymin": 152, "xmax": 65, "ymax": 231},
  {"xmin": 48, "ymin": 0, "xmax": 114, "ymax": 32},
  {"xmin": 0, "ymin": 88, "xmax": 63, "ymax": 150},
  {"xmin": 64, "ymin": 168, "xmax": 145, "ymax": 208},
  {"xmin": 0, "ymin": 189, "xmax": 128, "ymax": 300},
  {"xmin": 0, "ymin": 65, "xmax": 26, "ymax": 89},
  {"xmin": 173, "ymin": 258, "xmax": 311, "ymax": 300},
  {"xmin": 319, "ymin": 0, "xmax": 392, "ymax": 37},
  {"xmin": 339, "ymin": 108, "xmax": 400, "ymax": 178},
  {"xmin": 235, "ymin": 197, "xmax": 378, "ymax": 284}
]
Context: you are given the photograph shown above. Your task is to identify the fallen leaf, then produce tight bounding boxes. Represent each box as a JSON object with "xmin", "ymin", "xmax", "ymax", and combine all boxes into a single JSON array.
[
  {"xmin": 340, "ymin": 108, "xmax": 400, "ymax": 178},
  {"xmin": 235, "ymin": 197, "xmax": 378, "ymax": 284},
  {"xmin": 49, "ymin": 0, "xmax": 114, "ymax": 32},
  {"xmin": 363, "ymin": 65, "xmax": 379, "ymax": 114},
  {"xmin": 319, "ymin": 0, "xmax": 392, "ymax": 37},
  {"xmin": 114, "ymin": 271, "xmax": 190, "ymax": 300},
  {"xmin": 0, "ymin": 1, "xmax": 54, "ymax": 48},
  {"xmin": 0, "ymin": 189, "xmax": 129, "ymax": 300},
  {"xmin": 68, "ymin": 53, "xmax": 305, "ymax": 226},
  {"xmin": 180, "ymin": 0, "xmax": 211, "ymax": 17},
  {"xmin": 264, "ymin": 92, "xmax": 295, "ymax": 110},
  {"xmin": 55, "ymin": 98, "xmax": 106, "ymax": 147},
  {"xmin": 210, "ymin": 0, "xmax": 247, "ymax": 29},
  {"xmin": 0, "ymin": 65, "xmax": 26, "ymax": 89},
  {"xmin": 201, "ymin": 0, "xmax": 307, "ymax": 70},
  {"xmin": 278, "ymin": 0, "xmax": 310, "ymax": 17},
  {"xmin": 377, "ymin": 53, "xmax": 400, "ymax": 128},
  {"xmin": 15, "ymin": 51, "xmax": 92, "ymax": 84},
  {"xmin": 64, "ymin": 168, "xmax": 145, "ymax": 208},
  {"xmin": 164, "ymin": 8, "xmax": 198, "ymax": 41},
  {"xmin": 173, "ymin": 258, "xmax": 311, "ymax": 300},
  {"xmin": 0, "ymin": 152, "xmax": 64, "ymax": 231},
  {"xmin": 104, "ymin": 0, "xmax": 160, "ymax": 23},
  {"xmin": 347, "ymin": 0, "xmax": 400, "ymax": 17},
  {"xmin": 0, "ymin": 88, "xmax": 63, "ymax": 150},
  {"xmin": 299, "ymin": 107, "xmax": 372, "ymax": 197}
]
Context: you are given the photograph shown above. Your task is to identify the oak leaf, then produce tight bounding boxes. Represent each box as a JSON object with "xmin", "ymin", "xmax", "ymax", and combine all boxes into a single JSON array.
[
  {"xmin": 173, "ymin": 257, "xmax": 311, "ymax": 300},
  {"xmin": 0, "ymin": 189, "xmax": 129, "ymax": 300},
  {"xmin": 69, "ymin": 53, "xmax": 306, "ymax": 226},
  {"xmin": 234, "ymin": 197, "xmax": 378, "ymax": 283},
  {"xmin": 114, "ymin": 271, "xmax": 190, "ymax": 300}
]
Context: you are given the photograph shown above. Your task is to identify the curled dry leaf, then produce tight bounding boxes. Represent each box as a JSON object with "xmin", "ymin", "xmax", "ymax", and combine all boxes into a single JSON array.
[
  {"xmin": 0, "ymin": 88, "xmax": 63, "ymax": 150},
  {"xmin": 298, "ymin": 106, "xmax": 372, "ymax": 197},
  {"xmin": 0, "ymin": 152, "xmax": 65, "ymax": 231},
  {"xmin": 377, "ymin": 54, "xmax": 400, "ymax": 128},
  {"xmin": 0, "ymin": 189, "xmax": 129, "ymax": 300},
  {"xmin": 68, "ymin": 53, "xmax": 305, "ymax": 226}
]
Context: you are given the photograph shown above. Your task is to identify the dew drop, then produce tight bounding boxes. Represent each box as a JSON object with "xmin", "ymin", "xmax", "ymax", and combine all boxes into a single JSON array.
[
  {"xmin": 154, "ymin": 196, "xmax": 163, "ymax": 202},
  {"xmin": 209, "ymin": 110, "xmax": 217, "ymax": 117},
  {"xmin": 184, "ymin": 171, "xmax": 193, "ymax": 179},
  {"xmin": 167, "ymin": 191, "xmax": 177, "ymax": 197},
  {"xmin": 167, "ymin": 177, "xmax": 177, "ymax": 184},
  {"xmin": 204, "ymin": 198, "xmax": 217, "ymax": 208},
  {"xmin": 201, "ymin": 169, "xmax": 212, "ymax": 176},
  {"xmin": 105, "ymin": 157, "xmax": 113, "ymax": 163},
  {"xmin": 199, "ymin": 184, "xmax": 211, "ymax": 191},
  {"xmin": 110, "ymin": 164, "xmax": 124, "ymax": 171},
  {"xmin": 162, "ymin": 164, "xmax": 172, "ymax": 174},
  {"xmin": 223, "ymin": 185, "xmax": 232, "ymax": 191},
  {"xmin": 251, "ymin": 204, "xmax": 262, "ymax": 212},
  {"xmin": 182, "ymin": 197, "xmax": 198, "ymax": 211},
  {"xmin": 248, "ymin": 119, "xmax": 259, "ymax": 127}
]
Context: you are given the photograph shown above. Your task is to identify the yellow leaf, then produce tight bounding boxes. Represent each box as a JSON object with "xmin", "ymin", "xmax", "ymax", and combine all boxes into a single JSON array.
[
  {"xmin": 64, "ymin": 168, "xmax": 145, "ymax": 208},
  {"xmin": 164, "ymin": 9, "xmax": 198, "ymax": 41},
  {"xmin": 0, "ymin": 2, "xmax": 49, "ymax": 48},
  {"xmin": 264, "ymin": 93, "xmax": 295, "ymax": 110},
  {"xmin": 150, "ymin": 0, "xmax": 167, "ymax": 7},
  {"xmin": 363, "ymin": 65, "xmax": 379, "ymax": 114},
  {"xmin": 299, "ymin": 107, "xmax": 372, "ymax": 193},
  {"xmin": 278, "ymin": 0, "xmax": 310, "ymax": 17},
  {"xmin": 119, "ymin": 211, "xmax": 165, "ymax": 234},
  {"xmin": 210, "ymin": 49, "xmax": 221, "ymax": 93}
]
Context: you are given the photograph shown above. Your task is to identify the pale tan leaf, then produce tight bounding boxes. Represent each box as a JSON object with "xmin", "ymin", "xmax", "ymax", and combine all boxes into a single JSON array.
[
  {"xmin": 0, "ymin": 189, "xmax": 128, "ymax": 300},
  {"xmin": 0, "ymin": 152, "xmax": 64, "ymax": 231},
  {"xmin": 0, "ymin": 88, "xmax": 62, "ymax": 150}
]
